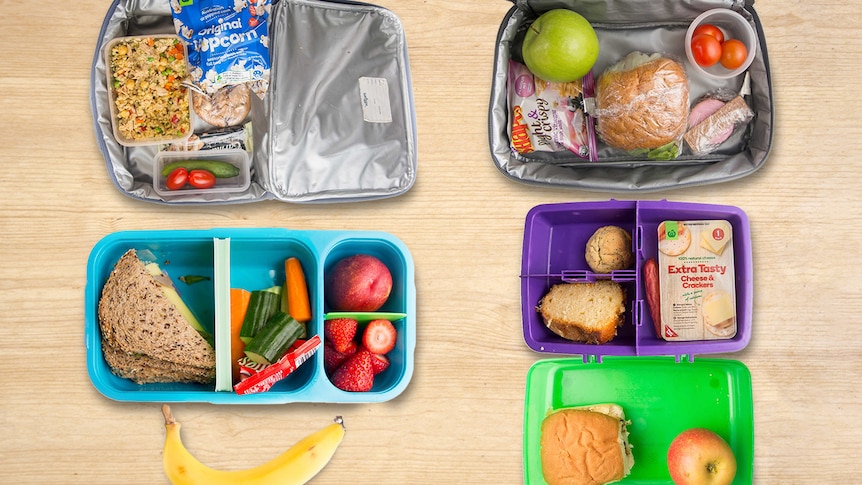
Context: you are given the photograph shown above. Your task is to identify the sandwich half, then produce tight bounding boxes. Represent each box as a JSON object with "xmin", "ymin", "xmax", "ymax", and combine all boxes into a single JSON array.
[
  {"xmin": 540, "ymin": 404, "xmax": 634, "ymax": 485},
  {"xmin": 98, "ymin": 249, "xmax": 216, "ymax": 384},
  {"xmin": 101, "ymin": 342, "xmax": 215, "ymax": 384}
]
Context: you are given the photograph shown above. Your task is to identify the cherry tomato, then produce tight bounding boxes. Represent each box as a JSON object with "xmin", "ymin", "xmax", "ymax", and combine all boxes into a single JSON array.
[
  {"xmin": 188, "ymin": 169, "xmax": 217, "ymax": 189},
  {"xmin": 719, "ymin": 39, "xmax": 748, "ymax": 70},
  {"xmin": 691, "ymin": 33, "xmax": 722, "ymax": 67},
  {"xmin": 693, "ymin": 24, "xmax": 724, "ymax": 44},
  {"xmin": 165, "ymin": 167, "xmax": 188, "ymax": 191}
]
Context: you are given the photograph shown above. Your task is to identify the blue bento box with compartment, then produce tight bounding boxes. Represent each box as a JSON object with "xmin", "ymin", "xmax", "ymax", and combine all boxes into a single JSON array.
[{"xmin": 85, "ymin": 228, "xmax": 416, "ymax": 404}]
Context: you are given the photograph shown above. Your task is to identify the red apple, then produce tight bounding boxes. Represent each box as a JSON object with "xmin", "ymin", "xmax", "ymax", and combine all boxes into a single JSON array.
[
  {"xmin": 667, "ymin": 428, "xmax": 737, "ymax": 485},
  {"xmin": 325, "ymin": 254, "xmax": 393, "ymax": 311}
]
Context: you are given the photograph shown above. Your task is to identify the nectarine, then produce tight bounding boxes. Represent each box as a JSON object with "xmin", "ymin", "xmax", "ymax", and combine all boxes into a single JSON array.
[{"xmin": 325, "ymin": 254, "xmax": 392, "ymax": 311}]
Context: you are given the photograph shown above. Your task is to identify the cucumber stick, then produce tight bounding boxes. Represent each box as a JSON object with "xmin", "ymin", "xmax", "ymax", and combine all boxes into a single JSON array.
[
  {"xmin": 160, "ymin": 160, "xmax": 241, "ymax": 178},
  {"xmin": 238, "ymin": 287, "xmax": 281, "ymax": 344},
  {"xmin": 243, "ymin": 312, "xmax": 305, "ymax": 365}
]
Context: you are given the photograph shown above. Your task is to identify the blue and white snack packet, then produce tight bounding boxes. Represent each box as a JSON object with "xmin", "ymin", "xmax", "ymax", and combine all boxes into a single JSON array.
[{"xmin": 171, "ymin": 0, "xmax": 271, "ymax": 98}]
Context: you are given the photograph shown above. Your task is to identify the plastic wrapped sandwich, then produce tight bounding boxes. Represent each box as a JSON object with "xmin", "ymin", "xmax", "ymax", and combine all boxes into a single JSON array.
[{"xmin": 594, "ymin": 52, "xmax": 690, "ymax": 160}]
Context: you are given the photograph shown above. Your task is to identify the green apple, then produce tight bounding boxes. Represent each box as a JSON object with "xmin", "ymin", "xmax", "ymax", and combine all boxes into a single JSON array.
[{"xmin": 521, "ymin": 9, "xmax": 599, "ymax": 83}]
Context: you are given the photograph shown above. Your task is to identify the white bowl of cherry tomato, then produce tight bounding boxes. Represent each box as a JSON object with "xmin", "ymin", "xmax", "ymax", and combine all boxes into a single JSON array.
[
  {"xmin": 685, "ymin": 8, "xmax": 757, "ymax": 80},
  {"xmin": 154, "ymin": 149, "xmax": 251, "ymax": 198}
]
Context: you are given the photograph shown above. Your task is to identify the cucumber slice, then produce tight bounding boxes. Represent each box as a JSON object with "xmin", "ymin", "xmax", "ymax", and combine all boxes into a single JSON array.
[
  {"xmin": 243, "ymin": 312, "xmax": 305, "ymax": 365},
  {"xmin": 238, "ymin": 288, "xmax": 281, "ymax": 343}
]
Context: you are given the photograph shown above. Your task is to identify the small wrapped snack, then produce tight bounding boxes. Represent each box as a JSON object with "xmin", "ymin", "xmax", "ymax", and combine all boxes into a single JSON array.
[
  {"xmin": 594, "ymin": 52, "xmax": 689, "ymax": 160},
  {"xmin": 191, "ymin": 84, "xmax": 252, "ymax": 128},
  {"xmin": 508, "ymin": 60, "xmax": 592, "ymax": 159},
  {"xmin": 684, "ymin": 95, "xmax": 755, "ymax": 156},
  {"xmin": 233, "ymin": 336, "xmax": 321, "ymax": 395}
]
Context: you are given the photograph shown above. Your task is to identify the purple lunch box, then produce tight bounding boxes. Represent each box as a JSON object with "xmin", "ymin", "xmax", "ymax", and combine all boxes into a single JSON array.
[{"xmin": 520, "ymin": 200, "xmax": 753, "ymax": 361}]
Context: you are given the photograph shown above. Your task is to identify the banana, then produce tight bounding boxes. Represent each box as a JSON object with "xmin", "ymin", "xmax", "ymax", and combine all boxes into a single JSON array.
[{"xmin": 161, "ymin": 405, "xmax": 345, "ymax": 485}]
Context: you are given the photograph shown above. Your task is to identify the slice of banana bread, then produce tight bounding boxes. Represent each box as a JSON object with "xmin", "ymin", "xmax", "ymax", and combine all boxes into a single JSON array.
[{"xmin": 537, "ymin": 280, "xmax": 626, "ymax": 344}]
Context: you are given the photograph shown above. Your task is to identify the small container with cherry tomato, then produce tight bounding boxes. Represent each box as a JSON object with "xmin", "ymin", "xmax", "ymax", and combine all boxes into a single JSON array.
[
  {"xmin": 154, "ymin": 149, "xmax": 251, "ymax": 198},
  {"xmin": 685, "ymin": 8, "xmax": 757, "ymax": 80}
]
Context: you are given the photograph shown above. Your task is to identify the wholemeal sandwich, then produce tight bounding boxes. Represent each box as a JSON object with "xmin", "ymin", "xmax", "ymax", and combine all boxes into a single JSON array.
[
  {"xmin": 541, "ymin": 404, "xmax": 634, "ymax": 485},
  {"xmin": 98, "ymin": 249, "xmax": 215, "ymax": 384},
  {"xmin": 537, "ymin": 281, "xmax": 626, "ymax": 344},
  {"xmin": 594, "ymin": 51, "xmax": 689, "ymax": 157}
]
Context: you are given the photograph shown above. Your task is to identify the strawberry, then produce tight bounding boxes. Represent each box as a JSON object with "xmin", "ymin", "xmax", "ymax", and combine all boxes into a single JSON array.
[
  {"xmin": 369, "ymin": 352, "xmax": 389, "ymax": 375},
  {"xmin": 357, "ymin": 345, "xmax": 390, "ymax": 375},
  {"xmin": 324, "ymin": 318, "xmax": 358, "ymax": 353},
  {"xmin": 323, "ymin": 340, "xmax": 357, "ymax": 376},
  {"xmin": 362, "ymin": 319, "xmax": 397, "ymax": 355},
  {"xmin": 330, "ymin": 351, "xmax": 374, "ymax": 392}
]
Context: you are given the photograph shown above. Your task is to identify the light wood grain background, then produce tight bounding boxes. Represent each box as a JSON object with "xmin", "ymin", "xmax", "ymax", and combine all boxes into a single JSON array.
[{"xmin": 0, "ymin": 1, "xmax": 860, "ymax": 483}]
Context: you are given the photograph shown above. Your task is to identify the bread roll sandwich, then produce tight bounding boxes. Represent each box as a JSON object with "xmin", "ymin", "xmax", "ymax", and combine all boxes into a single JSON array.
[
  {"xmin": 537, "ymin": 281, "xmax": 626, "ymax": 344},
  {"xmin": 98, "ymin": 249, "xmax": 216, "ymax": 384},
  {"xmin": 541, "ymin": 404, "xmax": 634, "ymax": 485},
  {"xmin": 594, "ymin": 52, "xmax": 689, "ymax": 158}
]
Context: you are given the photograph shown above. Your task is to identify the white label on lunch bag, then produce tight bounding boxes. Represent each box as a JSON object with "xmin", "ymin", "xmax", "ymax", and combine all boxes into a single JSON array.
[{"xmin": 358, "ymin": 77, "xmax": 393, "ymax": 123}]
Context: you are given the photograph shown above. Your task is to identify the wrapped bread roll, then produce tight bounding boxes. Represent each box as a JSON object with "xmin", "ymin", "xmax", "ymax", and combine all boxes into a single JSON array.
[{"xmin": 595, "ymin": 52, "xmax": 689, "ymax": 157}]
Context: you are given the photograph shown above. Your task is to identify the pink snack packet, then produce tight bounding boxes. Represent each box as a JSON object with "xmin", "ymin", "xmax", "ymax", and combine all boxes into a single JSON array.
[
  {"xmin": 234, "ymin": 335, "xmax": 322, "ymax": 395},
  {"xmin": 507, "ymin": 60, "xmax": 594, "ymax": 160}
]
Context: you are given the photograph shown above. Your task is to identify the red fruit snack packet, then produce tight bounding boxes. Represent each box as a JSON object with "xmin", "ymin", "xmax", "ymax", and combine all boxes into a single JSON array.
[{"xmin": 234, "ymin": 336, "xmax": 322, "ymax": 395}]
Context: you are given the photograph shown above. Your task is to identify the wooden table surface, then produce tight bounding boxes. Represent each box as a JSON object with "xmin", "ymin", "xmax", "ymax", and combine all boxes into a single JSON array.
[{"xmin": 1, "ymin": 1, "xmax": 860, "ymax": 483}]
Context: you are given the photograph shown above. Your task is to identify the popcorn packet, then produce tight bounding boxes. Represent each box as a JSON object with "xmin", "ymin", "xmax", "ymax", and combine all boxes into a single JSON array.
[{"xmin": 171, "ymin": 0, "xmax": 271, "ymax": 98}]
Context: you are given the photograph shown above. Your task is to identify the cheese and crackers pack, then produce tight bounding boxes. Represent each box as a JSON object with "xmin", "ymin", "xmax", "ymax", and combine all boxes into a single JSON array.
[{"xmin": 657, "ymin": 220, "xmax": 736, "ymax": 341}]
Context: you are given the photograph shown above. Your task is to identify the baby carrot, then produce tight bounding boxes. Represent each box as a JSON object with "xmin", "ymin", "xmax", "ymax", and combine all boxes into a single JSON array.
[
  {"xmin": 283, "ymin": 257, "xmax": 312, "ymax": 323},
  {"xmin": 230, "ymin": 288, "xmax": 251, "ymax": 382}
]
